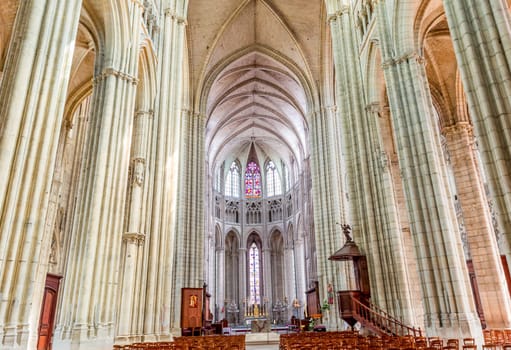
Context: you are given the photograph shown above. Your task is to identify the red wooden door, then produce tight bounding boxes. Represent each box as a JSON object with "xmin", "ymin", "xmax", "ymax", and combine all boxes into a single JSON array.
[{"xmin": 37, "ymin": 274, "xmax": 61, "ymax": 350}]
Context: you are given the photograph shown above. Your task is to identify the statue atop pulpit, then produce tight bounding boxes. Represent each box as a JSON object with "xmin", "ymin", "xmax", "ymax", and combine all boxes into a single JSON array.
[{"xmin": 342, "ymin": 224, "xmax": 352, "ymax": 242}]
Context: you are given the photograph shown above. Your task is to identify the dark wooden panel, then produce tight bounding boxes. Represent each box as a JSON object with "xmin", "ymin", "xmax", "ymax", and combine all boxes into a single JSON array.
[{"xmin": 181, "ymin": 288, "xmax": 203, "ymax": 329}]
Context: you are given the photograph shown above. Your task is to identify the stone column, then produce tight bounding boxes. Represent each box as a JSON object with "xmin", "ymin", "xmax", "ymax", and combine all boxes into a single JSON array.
[
  {"xmin": 238, "ymin": 247, "xmax": 247, "ymax": 323},
  {"xmin": 262, "ymin": 247, "xmax": 272, "ymax": 311},
  {"xmin": 215, "ymin": 247, "xmax": 225, "ymax": 320},
  {"xmin": 443, "ymin": 122, "xmax": 511, "ymax": 328},
  {"xmin": 284, "ymin": 245, "xmax": 296, "ymax": 313},
  {"xmin": 294, "ymin": 236, "xmax": 307, "ymax": 307},
  {"xmin": 147, "ymin": 0, "xmax": 188, "ymax": 336},
  {"xmin": 171, "ymin": 110, "xmax": 205, "ymax": 330},
  {"xmin": 443, "ymin": 0, "xmax": 511, "ymax": 268},
  {"xmin": 0, "ymin": 0, "xmax": 82, "ymax": 348},
  {"xmin": 116, "ymin": 108, "xmax": 154, "ymax": 343},
  {"xmin": 326, "ymin": 0, "xmax": 418, "ymax": 326},
  {"xmin": 308, "ymin": 105, "xmax": 345, "ymax": 300},
  {"xmin": 54, "ymin": 2, "xmax": 142, "ymax": 347},
  {"xmin": 375, "ymin": 0, "xmax": 481, "ymax": 338},
  {"xmin": 56, "ymin": 69, "xmax": 139, "ymax": 348}
]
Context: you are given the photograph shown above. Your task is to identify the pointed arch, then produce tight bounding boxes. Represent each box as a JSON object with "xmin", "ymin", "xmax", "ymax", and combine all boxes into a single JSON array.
[
  {"xmin": 265, "ymin": 159, "xmax": 282, "ymax": 197},
  {"xmin": 225, "ymin": 159, "xmax": 241, "ymax": 197}
]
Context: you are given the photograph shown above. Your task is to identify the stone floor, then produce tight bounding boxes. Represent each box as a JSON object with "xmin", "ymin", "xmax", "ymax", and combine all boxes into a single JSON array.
[
  {"xmin": 246, "ymin": 344, "xmax": 279, "ymax": 350},
  {"xmin": 244, "ymin": 332, "xmax": 280, "ymax": 349}
]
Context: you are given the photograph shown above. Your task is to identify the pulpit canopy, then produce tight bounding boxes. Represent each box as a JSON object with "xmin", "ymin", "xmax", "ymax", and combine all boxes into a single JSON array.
[{"xmin": 329, "ymin": 241, "xmax": 363, "ymax": 261}]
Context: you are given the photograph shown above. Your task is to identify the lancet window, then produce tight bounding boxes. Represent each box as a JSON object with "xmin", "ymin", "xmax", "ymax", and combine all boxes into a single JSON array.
[
  {"xmin": 245, "ymin": 161, "xmax": 261, "ymax": 198},
  {"xmin": 225, "ymin": 161, "xmax": 240, "ymax": 197},
  {"xmin": 266, "ymin": 160, "xmax": 282, "ymax": 197}
]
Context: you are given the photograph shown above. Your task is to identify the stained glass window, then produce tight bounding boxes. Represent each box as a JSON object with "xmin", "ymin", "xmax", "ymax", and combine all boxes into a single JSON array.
[
  {"xmin": 245, "ymin": 161, "xmax": 261, "ymax": 198},
  {"xmin": 225, "ymin": 162, "xmax": 240, "ymax": 197},
  {"xmin": 266, "ymin": 160, "xmax": 282, "ymax": 196},
  {"xmin": 249, "ymin": 242, "xmax": 260, "ymax": 305}
]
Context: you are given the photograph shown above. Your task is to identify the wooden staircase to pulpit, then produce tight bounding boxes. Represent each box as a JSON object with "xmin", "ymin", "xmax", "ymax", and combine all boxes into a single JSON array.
[
  {"xmin": 330, "ymin": 225, "xmax": 421, "ymax": 337},
  {"xmin": 338, "ymin": 290, "xmax": 422, "ymax": 337}
]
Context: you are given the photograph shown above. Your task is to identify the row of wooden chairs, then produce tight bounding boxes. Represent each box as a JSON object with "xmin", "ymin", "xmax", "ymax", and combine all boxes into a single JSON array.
[
  {"xmin": 483, "ymin": 329, "xmax": 511, "ymax": 349},
  {"xmin": 280, "ymin": 332, "xmax": 481, "ymax": 350},
  {"xmin": 114, "ymin": 343, "xmax": 178, "ymax": 350},
  {"xmin": 113, "ymin": 334, "xmax": 245, "ymax": 350}
]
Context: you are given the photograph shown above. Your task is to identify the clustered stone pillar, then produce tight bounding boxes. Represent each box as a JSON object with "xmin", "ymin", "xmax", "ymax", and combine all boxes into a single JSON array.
[
  {"xmin": 171, "ymin": 110, "xmax": 206, "ymax": 330},
  {"xmin": 0, "ymin": 0, "xmax": 82, "ymax": 348},
  {"xmin": 284, "ymin": 243, "xmax": 296, "ymax": 319},
  {"xmin": 444, "ymin": 1, "xmax": 511, "ymax": 317},
  {"xmin": 148, "ymin": 0, "xmax": 188, "ymax": 336},
  {"xmin": 215, "ymin": 246, "xmax": 225, "ymax": 320},
  {"xmin": 326, "ymin": 0, "xmax": 417, "ymax": 326},
  {"xmin": 308, "ymin": 103, "xmax": 345, "ymax": 329},
  {"xmin": 54, "ymin": 1, "xmax": 143, "ymax": 347},
  {"xmin": 443, "ymin": 121, "xmax": 511, "ymax": 328},
  {"xmin": 117, "ymin": 108, "xmax": 154, "ymax": 343},
  {"xmin": 238, "ymin": 247, "xmax": 247, "ymax": 322},
  {"xmin": 375, "ymin": 0, "xmax": 481, "ymax": 338}
]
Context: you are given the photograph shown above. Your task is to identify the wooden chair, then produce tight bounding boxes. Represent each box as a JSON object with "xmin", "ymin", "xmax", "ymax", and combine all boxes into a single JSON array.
[
  {"xmin": 446, "ymin": 339, "xmax": 459, "ymax": 350},
  {"xmin": 430, "ymin": 339, "xmax": 444, "ymax": 350},
  {"xmin": 482, "ymin": 345, "xmax": 498, "ymax": 350}
]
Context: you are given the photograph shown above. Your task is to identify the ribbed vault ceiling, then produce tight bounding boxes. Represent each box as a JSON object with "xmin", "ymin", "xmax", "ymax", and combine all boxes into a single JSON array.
[
  {"xmin": 188, "ymin": 0, "xmax": 324, "ymax": 171},
  {"xmin": 206, "ymin": 51, "xmax": 308, "ymax": 168}
]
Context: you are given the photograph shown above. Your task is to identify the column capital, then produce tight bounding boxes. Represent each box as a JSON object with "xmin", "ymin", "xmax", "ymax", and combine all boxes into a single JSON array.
[
  {"xmin": 382, "ymin": 51, "xmax": 425, "ymax": 69},
  {"xmin": 135, "ymin": 109, "xmax": 154, "ymax": 119},
  {"xmin": 309, "ymin": 105, "xmax": 337, "ymax": 119},
  {"xmin": 123, "ymin": 232, "xmax": 146, "ymax": 245},
  {"xmin": 93, "ymin": 67, "xmax": 138, "ymax": 85},
  {"xmin": 164, "ymin": 8, "xmax": 187, "ymax": 25},
  {"xmin": 326, "ymin": 6, "xmax": 350, "ymax": 23},
  {"xmin": 192, "ymin": 111, "xmax": 206, "ymax": 120},
  {"xmin": 441, "ymin": 121, "xmax": 473, "ymax": 136},
  {"xmin": 365, "ymin": 102, "xmax": 382, "ymax": 114}
]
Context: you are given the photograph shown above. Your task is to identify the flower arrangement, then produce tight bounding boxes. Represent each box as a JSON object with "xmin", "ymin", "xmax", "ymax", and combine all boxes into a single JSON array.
[{"xmin": 321, "ymin": 299, "xmax": 330, "ymax": 311}]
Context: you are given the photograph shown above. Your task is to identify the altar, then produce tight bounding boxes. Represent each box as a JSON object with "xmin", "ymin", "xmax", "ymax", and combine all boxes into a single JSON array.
[
  {"xmin": 245, "ymin": 317, "xmax": 271, "ymax": 333},
  {"xmin": 243, "ymin": 300, "xmax": 271, "ymax": 332}
]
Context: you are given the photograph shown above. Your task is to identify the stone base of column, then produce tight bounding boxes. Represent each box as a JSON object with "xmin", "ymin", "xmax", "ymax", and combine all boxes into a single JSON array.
[
  {"xmin": 140, "ymin": 333, "xmax": 173, "ymax": 342},
  {"xmin": 171, "ymin": 327, "xmax": 182, "ymax": 338},
  {"xmin": 53, "ymin": 324, "xmax": 115, "ymax": 350},
  {"xmin": 53, "ymin": 337, "xmax": 114, "ymax": 350},
  {"xmin": 114, "ymin": 334, "xmax": 142, "ymax": 345},
  {"xmin": 424, "ymin": 312, "xmax": 482, "ymax": 342},
  {"xmin": 1, "ymin": 324, "xmax": 30, "ymax": 349}
]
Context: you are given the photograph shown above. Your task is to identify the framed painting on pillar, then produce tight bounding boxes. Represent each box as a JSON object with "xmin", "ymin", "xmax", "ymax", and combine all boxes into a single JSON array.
[{"xmin": 181, "ymin": 288, "xmax": 203, "ymax": 330}]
